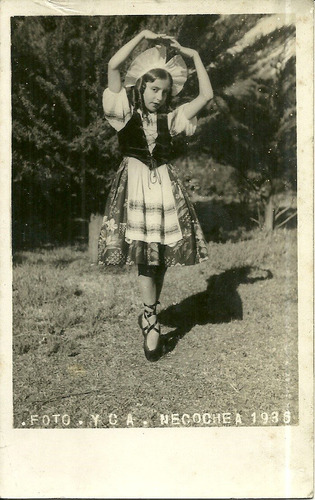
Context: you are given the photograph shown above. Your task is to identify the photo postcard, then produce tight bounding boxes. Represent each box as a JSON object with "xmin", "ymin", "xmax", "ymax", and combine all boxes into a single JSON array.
[{"xmin": 0, "ymin": 0, "xmax": 313, "ymax": 497}]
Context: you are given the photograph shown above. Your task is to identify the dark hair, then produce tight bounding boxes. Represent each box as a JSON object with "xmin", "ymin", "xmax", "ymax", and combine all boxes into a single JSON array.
[{"xmin": 128, "ymin": 68, "xmax": 173, "ymax": 114}]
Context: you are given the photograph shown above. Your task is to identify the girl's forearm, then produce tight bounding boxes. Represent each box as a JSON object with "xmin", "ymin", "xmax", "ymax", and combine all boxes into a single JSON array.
[
  {"xmin": 192, "ymin": 51, "xmax": 213, "ymax": 102},
  {"xmin": 109, "ymin": 31, "xmax": 146, "ymax": 69}
]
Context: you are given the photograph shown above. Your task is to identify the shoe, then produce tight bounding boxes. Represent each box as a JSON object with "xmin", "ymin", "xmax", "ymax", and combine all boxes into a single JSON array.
[{"xmin": 140, "ymin": 301, "xmax": 162, "ymax": 362}]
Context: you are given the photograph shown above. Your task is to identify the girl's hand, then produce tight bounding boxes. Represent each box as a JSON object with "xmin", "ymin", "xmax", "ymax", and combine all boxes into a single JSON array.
[
  {"xmin": 142, "ymin": 30, "xmax": 167, "ymax": 41},
  {"xmin": 168, "ymin": 37, "xmax": 197, "ymax": 58}
]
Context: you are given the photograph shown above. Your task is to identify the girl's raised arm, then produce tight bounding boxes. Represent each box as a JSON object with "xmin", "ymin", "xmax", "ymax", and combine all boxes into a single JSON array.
[
  {"xmin": 108, "ymin": 30, "xmax": 167, "ymax": 93},
  {"xmin": 170, "ymin": 39, "xmax": 213, "ymax": 119}
]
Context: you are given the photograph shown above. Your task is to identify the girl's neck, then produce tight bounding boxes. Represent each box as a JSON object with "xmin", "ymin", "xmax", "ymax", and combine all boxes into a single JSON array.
[
  {"xmin": 138, "ymin": 109, "xmax": 157, "ymax": 127},
  {"xmin": 138, "ymin": 108, "xmax": 157, "ymax": 117}
]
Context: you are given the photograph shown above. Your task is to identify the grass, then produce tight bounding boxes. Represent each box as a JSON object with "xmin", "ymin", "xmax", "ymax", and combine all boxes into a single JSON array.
[{"xmin": 13, "ymin": 228, "xmax": 298, "ymax": 428}]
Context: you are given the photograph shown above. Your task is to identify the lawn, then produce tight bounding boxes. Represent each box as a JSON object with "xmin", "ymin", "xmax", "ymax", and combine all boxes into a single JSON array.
[{"xmin": 13, "ymin": 228, "xmax": 298, "ymax": 428}]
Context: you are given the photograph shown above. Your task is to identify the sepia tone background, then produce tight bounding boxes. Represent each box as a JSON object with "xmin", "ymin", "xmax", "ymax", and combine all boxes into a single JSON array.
[{"xmin": 11, "ymin": 14, "xmax": 298, "ymax": 428}]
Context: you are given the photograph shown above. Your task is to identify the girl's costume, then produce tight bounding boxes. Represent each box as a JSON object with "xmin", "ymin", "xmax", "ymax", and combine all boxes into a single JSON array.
[{"xmin": 98, "ymin": 47, "xmax": 208, "ymax": 268}]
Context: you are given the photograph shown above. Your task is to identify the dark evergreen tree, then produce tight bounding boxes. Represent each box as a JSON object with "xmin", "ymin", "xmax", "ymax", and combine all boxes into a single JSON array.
[
  {"xmin": 178, "ymin": 14, "xmax": 296, "ymax": 229},
  {"xmin": 12, "ymin": 14, "xmax": 296, "ymax": 247}
]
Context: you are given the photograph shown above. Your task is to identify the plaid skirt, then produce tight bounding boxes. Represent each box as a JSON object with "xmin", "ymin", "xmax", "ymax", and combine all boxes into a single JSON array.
[{"xmin": 98, "ymin": 157, "xmax": 208, "ymax": 267}]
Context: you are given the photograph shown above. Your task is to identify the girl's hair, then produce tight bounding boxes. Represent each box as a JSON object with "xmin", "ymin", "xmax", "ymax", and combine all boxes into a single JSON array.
[{"xmin": 128, "ymin": 68, "xmax": 173, "ymax": 114}]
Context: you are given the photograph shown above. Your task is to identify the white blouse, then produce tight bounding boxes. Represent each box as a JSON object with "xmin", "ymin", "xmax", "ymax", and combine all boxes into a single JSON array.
[{"xmin": 102, "ymin": 87, "xmax": 197, "ymax": 139}]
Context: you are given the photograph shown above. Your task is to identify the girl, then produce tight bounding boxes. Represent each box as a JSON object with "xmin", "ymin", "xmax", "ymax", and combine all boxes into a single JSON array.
[{"xmin": 98, "ymin": 30, "xmax": 213, "ymax": 361}]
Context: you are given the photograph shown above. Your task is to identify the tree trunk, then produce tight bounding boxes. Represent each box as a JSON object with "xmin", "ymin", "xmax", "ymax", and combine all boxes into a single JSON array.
[
  {"xmin": 88, "ymin": 213, "xmax": 103, "ymax": 263},
  {"xmin": 80, "ymin": 157, "xmax": 86, "ymax": 241},
  {"xmin": 264, "ymin": 196, "xmax": 274, "ymax": 231}
]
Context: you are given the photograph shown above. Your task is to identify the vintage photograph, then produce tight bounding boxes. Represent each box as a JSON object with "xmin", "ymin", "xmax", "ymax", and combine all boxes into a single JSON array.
[
  {"xmin": 12, "ymin": 13, "xmax": 298, "ymax": 430},
  {"xmin": 1, "ymin": 0, "xmax": 313, "ymax": 498}
]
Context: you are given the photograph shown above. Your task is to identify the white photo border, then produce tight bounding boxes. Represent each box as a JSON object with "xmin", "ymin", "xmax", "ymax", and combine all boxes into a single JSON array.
[{"xmin": 0, "ymin": 0, "xmax": 313, "ymax": 498}]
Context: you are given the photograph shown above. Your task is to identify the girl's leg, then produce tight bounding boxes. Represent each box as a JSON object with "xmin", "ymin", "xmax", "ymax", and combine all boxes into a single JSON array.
[
  {"xmin": 138, "ymin": 274, "xmax": 157, "ymax": 306},
  {"xmin": 138, "ymin": 265, "xmax": 166, "ymax": 351},
  {"xmin": 156, "ymin": 266, "xmax": 167, "ymax": 302}
]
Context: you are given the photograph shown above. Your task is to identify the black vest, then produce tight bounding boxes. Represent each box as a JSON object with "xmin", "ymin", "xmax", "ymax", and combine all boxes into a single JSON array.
[{"xmin": 117, "ymin": 111, "xmax": 174, "ymax": 170}]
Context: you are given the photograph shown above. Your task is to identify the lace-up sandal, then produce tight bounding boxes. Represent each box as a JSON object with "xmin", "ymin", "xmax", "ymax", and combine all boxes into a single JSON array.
[{"xmin": 140, "ymin": 301, "xmax": 162, "ymax": 362}]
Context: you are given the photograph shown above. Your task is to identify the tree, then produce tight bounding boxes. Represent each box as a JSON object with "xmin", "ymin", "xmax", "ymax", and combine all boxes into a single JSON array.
[
  {"xmin": 12, "ymin": 14, "xmax": 296, "ymax": 247},
  {"xmin": 12, "ymin": 16, "xmax": 129, "ymax": 245},
  {"xmin": 178, "ymin": 14, "xmax": 296, "ymax": 230}
]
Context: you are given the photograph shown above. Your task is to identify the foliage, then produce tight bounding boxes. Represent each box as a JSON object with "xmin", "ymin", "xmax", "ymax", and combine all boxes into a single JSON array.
[{"xmin": 11, "ymin": 14, "xmax": 296, "ymax": 247}]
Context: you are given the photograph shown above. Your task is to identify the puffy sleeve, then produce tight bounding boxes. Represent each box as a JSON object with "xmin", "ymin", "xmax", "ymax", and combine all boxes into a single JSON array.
[
  {"xmin": 102, "ymin": 87, "xmax": 132, "ymax": 131},
  {"xmin": 168, "ymin": 103, "xmax": 197, "ymax": 137}
]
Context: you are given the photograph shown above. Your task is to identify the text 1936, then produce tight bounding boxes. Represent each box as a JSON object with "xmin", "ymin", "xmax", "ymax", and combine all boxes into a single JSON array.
[{"xmin": 251, "ymin": 411, "xmax": 291, "ymax": 425}]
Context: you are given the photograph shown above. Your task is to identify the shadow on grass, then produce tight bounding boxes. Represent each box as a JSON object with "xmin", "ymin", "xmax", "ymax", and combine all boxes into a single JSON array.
[{"xmin": 160, "ymin": 266, "xmax": 273, "ymax": 356}]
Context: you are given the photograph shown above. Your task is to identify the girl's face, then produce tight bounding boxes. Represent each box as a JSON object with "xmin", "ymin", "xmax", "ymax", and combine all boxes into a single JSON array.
[{"xmin": 143, "ymin": 78, "xmax": 171, "ymax": 112}]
